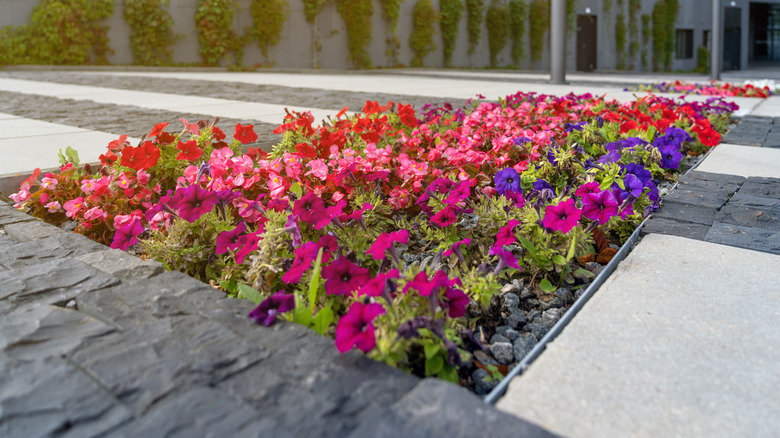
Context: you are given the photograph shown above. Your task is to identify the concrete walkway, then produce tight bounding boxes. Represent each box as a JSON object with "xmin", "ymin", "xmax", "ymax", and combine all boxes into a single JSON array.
[{"xmin": 0, "ymin": 68, "xmax": 778, "ymax": 437}]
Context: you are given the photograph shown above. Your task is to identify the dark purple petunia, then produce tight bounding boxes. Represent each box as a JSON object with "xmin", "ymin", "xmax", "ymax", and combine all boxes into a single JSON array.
[
  {"xmin": 623, "ymin": 163, "xmax": 653, "ymax": 186},
  {"xmin": 215, "ymin": 222, "xmax": 247, "ymax": 254},
  {"xmin": 663, "ymin": 126, "xmax": 692, "ymax": 145},
  {"xmin": 248, "ymin": 291, "xmax": 295, "ymax": 326},
  {"xmin": 513, "ymin": 136, "xmax": 532, "ymax": 146},
  {"xmin": 170, "ymin": 185, "xmax": 219, "ymax": 223},
  {"xmin": 494, "ymin": 168, "xmax": 523, "ymax": 196},
  {"xmin": 621, "ymin": 173, "xmax": 645, "ymax": 197},
  {"xmin": 597, "ymin": 150, "xmax": 622, "ymax": 164},
  {"xmin": 111, "ymin": 219, "xmax": 145, "ymax": 251}
]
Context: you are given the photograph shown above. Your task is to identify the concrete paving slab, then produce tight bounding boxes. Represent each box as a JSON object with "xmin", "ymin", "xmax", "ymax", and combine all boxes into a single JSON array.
[
  {"xmin": 496, "ymin": 233, "xmax": 780, "ymax": 438},
  {"xmin": 0, "ymin": 118, "xmax": 86, "ymax": 139},
  {"xmin": 750, "ymin": 96, "xmax": 780, "ymax": 117},
  {"xmin": 695, "ymin": 143, "xmax": 780, "ymax": 178},
  {"xmin": 0, "ymin": 112, "xmax": 22, "ymax": 121}
]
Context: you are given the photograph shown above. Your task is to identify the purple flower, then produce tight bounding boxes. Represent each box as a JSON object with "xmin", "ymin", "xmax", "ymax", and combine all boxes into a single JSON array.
[
  {"xmin": 658, "ymin": 144, "xmax": 683, "ymax": 169},
  {"xmin": 621, "ymin": 174, "xmax": 645, "ymax": 197},
  {"xmin": 321, "ymin": 256, "xmax": 371, "ymax": 296},
  {"xmin": 144, "ymin": 189, "xmax": 174, "ymax": 222},
  {"xmin": 664, "ymin": 126, "xmax": 692, "ymax": 145},
  {"xmin": 316, "ymin": 234, "xmax": 339, "ymax": 264},
  {"xmin": 542, "ymin": 198, "xmax": 582, "ymax": 234},
  {"xmin": 248, "ymin": 291, "xmax": 295, "ymax": 326},
  {"xmin": 581, "ymin": 191, "xmax": 619, "ymax": 224},
  {"xmin": 292, "ymin": 192, "xmax": 326, "ymax": 226},
  {"xmin": 623, "ymin": 163, "xmax": 653, "ymax": 186},
  {"xmin": 513, "ymin": 136, "xmax": 532, "ymax": 146},
  {"xmin": 111, "ymin": 219, "xmax": 144, "ymax": 251},
  {"xmin": 281, "ymin": 241, "xmax": 319, "ymax": 284},
  {"xmin": 441, "ymin": 286, "xmax": 468, "ymax": 318},
  {"xmin": 284, "ymin": 214, "xmax": 302, "ymax": 247},
  {"xmin": 313, "ymin": 200, "xmax": 346, "ymax": 230},
  {"xmin": 443, "ymin": 237, "xmax": 471, "ymax": 265},
  {"xmin": 564, "ymin": 122, "xmax": 586, "ymax": 132},
  {"xmin": 170, "ymin": 185, "xmax": 219, "ymax": 223},
  {"xmin": 489, "ymin": 246, "xmax": 522, "ymax": 276},
  {"xmin": 494, "ymin": 168, "xmax": 522, "ymax": 195},
  {"xmin": 597, "ymin": 151, "xmax": 622, "ymax": 164},
  {"xmin": 335, "ymin": 302, "xmax": 385, "ymax": 353}
]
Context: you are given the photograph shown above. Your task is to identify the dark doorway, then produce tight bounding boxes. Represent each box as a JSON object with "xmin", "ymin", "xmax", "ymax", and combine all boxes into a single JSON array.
[
  {"xmin": 751, "ymin": 3, "xmax": 780, "ymax": 61},
  {"xmin": 577, "ymin": 15, "xmax": 597, "ymax": 72},
  {"xmin": 724, "ymin": 7, "xmax": 741, "ymax": 70}
]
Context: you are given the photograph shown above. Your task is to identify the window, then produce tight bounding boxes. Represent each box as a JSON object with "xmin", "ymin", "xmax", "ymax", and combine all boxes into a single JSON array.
[{"xmin": 676, "ymin": 29, "xmax": 694, "ymax": 59}]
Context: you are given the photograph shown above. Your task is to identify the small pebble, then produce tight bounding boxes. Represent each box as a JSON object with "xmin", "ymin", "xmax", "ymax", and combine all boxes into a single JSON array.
[
  {"xmin": 513, "ymin": 333, "xmax": 538, "ymax": 361},
  {"xmin": 526, "ymin": 309, "xmax": 541, "ymax": 321},
  {"xmin": 490, "ymin": 342, "xmax": 514, "ymax": 365},
  {"xmin": 472, "ymin": 369, "xmax": 495, "ymax": 395},
  {"xmin": 542, "ymin": 308, "xmax": 564, "ymax": 322},
  {"xmin": 505, "ymin": 309, "xmax": 527, "ymax": 329},
  {"xmin": 490, "ymin": 333, "xmax": 510, "ymax": 344},
  {"xmin": 502, "ymin": 293, "xmax": 520, "ymax": 310},
  {"xmin": 503, "ymin": 328, "xmax": 520, "ymax": 341}
]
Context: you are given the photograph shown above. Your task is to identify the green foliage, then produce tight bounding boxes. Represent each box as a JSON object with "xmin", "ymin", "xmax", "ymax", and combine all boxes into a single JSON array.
[
  {"xmin": 303, "ymin": 0, "xmax": 327, "ymax": 23},
  {"xmin": 602, "ymin": 0, "xmax": 613, "ymax": 28},
  {"xmin": 508, "ymin": 0, "xmax": 526, "ymax": 65},
  {"xmin": 528, "ymin": 0, "xmax": 549, "ymax": 63},
  {"xmin": 627, "ymin": 0, "xmax": 640, "ymax": 69},
  {"xmin": 440, "ymin": 0, "xmax": 464, "ymax": 67},
  {"xmin": 337, "ymin": 0, "xmax": 374, "ymax": 69},
  {"xmin": 486, "ymin": 0, "xmax": 509, "ymax": 67},
  {"xmin": 123, "ymin": 0, "xmax": 177, "ymax": 66},
  {"xmin": 250, "ymin": 0, "xmax": 289, "ymax": 64},
  {"xmin": 409, "ymin": 0, "xmax": 438, "ymax": 67},
  {"xmin": 652, "ymin": 0, "xmax": 679, "ymax": 71},
  {"xmin": 566, "ymin": 0, "xmax": 577, "ymax": 35},
  {"xmin": 641, "ymin": 13, "xmax": 651, "ymax": 69},
  {"xmin": 380, "ymin": 0, "xmax": 405, "ymax": 66},
  {"xmin": 195, "ymin": 0, "xmax": 241, "ymax": 66},
  {"xmin": 0, "ymin": 0, "xmax": 114, "ymax": 65},
  {"xmin": 696, "ymin": 45, "xmax": 709, "ymax": 74},
  {"xmin": 615, "ymin": 13, "xmax": 626, "ymax": 69},
  {"xmin": 465, "ymin": 0, "xmax": 486, "ymax": 55}
]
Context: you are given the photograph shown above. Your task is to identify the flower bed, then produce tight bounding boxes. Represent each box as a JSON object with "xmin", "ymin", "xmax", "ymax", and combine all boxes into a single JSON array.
[
  {"xmin": 10, "ymin": 90, "xmax": 736, "ymax": 393},
  {"xmin": 626, "ymin": 80, "xmax": 774, "ymax": 98}
]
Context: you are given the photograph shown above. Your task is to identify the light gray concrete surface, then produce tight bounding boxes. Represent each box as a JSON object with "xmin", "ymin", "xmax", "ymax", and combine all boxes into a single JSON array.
[
  {"xmin": 750, "ymin": 96, "xmax": 780, "ymax": 118},
  {"xmin": 496, "ymin": 233, "xmax": 780, "ymax": 438},
  {"xmin": 695, "ymin": 144, "xmax": 780, "ymax": 178}
]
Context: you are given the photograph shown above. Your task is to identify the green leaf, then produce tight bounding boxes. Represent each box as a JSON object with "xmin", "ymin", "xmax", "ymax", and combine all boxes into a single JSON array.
[
  {"xmin": 438, "ymin": 364, "xmax": 459, "ymax": 383},
  {"xmin": 552, "ymin": 254, "xmax": 567, "ymax": 265},
  {"xmin": 290, "ymin": 181, "xmax": 302, "ymax": 199},
  {"xmin": 308, "ymin": 248, "xmax": 324, "ymax": 315},
  {"xmin": 65, "ymin": 146, "xmax": 80, "ymax": 166},
  {"xmin": 566, "ymin": 228, "xmax": 578, "ymax": 261},
  {"xmin": 311, "ymin": 305, "xmax": 333, "ymax": 335},
  {"xmin": 539, "ymin": 278, "xmax": 556, "ymax": 293},
  {"xmin": 425, "ymin": 353, "xmax": 444, "ymax": 376},
  {"xmin": 291, "ymin": 293, "xmax": 312, "ymax": 326},
  {"xmin": 573, "ymin": 268, "xmax": 596, "ymax": 279},
  {"xmin": 518, "ymin": 235, "xmax": 536, "ymax": 252},
  {"xmin": 237, "ymin": 283, "xmax": 263, "ymax": 305}
]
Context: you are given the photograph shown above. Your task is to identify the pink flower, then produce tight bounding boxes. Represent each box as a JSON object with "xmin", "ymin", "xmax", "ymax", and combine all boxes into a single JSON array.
[
  {"xmin": 215, "ymin": 222, "xmax": 247, "ymax": 254},
  {"xmin": 114, "ymin": 212, "xmax": 142, "ymax": 229},
  {"xmin": 317, "ymin": 234, "xmax": 339, "ymax": 264},
  {"xmin": 443, "ymin": 237, "xmax": 470, "ymax": 265},
  {"xmin": 581, "ymin": 190, "xmax": 619, "ymax": 224},
  {"xmin": 431, "ymin": 207, "xmax": 457, "ymax": 227},
  {"xmin": 489, "ymin": 246, "xmax": 522, "ymax": 275},
  {"xmin": 63, "ymin": 197, "xmax": 86, "ymax": 218},
  {"xmin": 388, "ymin": 187, "xmax": 411, "ymax": 209},
  {"xmin": 441, "ymin": 286, "xmax": 469, "ymax": 318},
  {"xmin": 45, "ymin": 201, "xmax": 61, "ymax": 213},
  {"xmin": 321, "ymin": 256, "xmax": 371, "ymax": 296},
  {"xmin": 495, "ymin": 219, "xmax": 521, "ymax": 247},
  {"xmin": 81, "ymin": 178, "xmax": 98, "ymax": 194},
  {"xmin": 136, "ymin": 169, "xmax": 150, "ymax": 186},
  {"xmin": 542, "ymin": 198, "xmax": 582, "ymax": 234},
  {"xmin": 281, "ymin": 241, "xmax": 319, "ymax": 284},
  {"xmin": 41, "ymin": 176, "xmax": 58, "ymax": 189},
  {"xmin": 358, "ymin": 269, "xmax": 400, "ymax": 297},
  {"xmin": 235, "ymin": 232, "xmax": 262, "ymax": 264},
  {"xmin": 169, "ymin": 185, "xmax": 219, "ymax": 223},
  {"xmin": 110, "ymin": 219, "xmax": 144, "ymax": 251},
  {"xmin": 306, "ymin": 159, "xmax": 329, "ymax": 180},
  {"xmin": 116, "ymin": 172, "xmax": 132, "ymax": 189},
  {"xmin": 366, "ymin": 229, "xmax": 409, "ymax": 260},
  {"xmin": 312, "ymin": 200, "xmax": 346, "ymax": 230},
  {"xmin": 575, "ymin": 181, "xmax": 601, "ymax": 197},
  {"xmin": 335, "ymin": 302, "xmax": 386, "ymax": 353},
  {"xmin": 83, "ymin": 207, "xmax": 107, "ymax": 221}
]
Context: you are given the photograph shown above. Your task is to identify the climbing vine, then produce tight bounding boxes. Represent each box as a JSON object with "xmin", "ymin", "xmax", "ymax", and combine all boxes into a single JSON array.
[
  {"xmin": 195, "ymin": 0, "xmax": 241, "ymax": 66},
  {"xmin": 528, "ymin": 0, "xmax": 549, "ymax": 63},
  {"xmin": 486, "ymin": 0, "xmax": 509, "ymax": 67},
  {"xmin": 302, "ymin": 0, "xmax": 327, "ymax": 67},
  {"xmin": 250, "ymin": 0, "xmax": 289, "ymax": 65},
  {"xmin": 508, "ymin": 0, "xmax": 526, "ymax": 65},
  {"xmin": 380, "ymin": 0, "xmax": 404, "ymax": 66},
  {"xmin": 337, "ymin": 0, "xmax": 374, "ymax": 69},
  {"xmin": 652, "ymin": 0, "xmax": 679, "ymax": 71},
  {"xmin": 566, "ymin": 0, "xmax": 577, "ymax": 36},
  {"xmin": 465, "ymin": 0, "xmax": 486, "ymax": 56},
  {"xmin": 602, "ymin": 0, "xmax": 613, "ymax": 29},
  {"xmin": 641, "ymin": 13, "xmax": 651, "ymax": 69},
  {"xmin": 440, "ymin": 0, "xmax": 464, "ymax": 67},
  {"xmin": 615, "ymin": 0, "xmax": 626, "ymax": 69},
  {"xmin": 409, "ymin": 0, "xmax": 437, "ymax": 67},
  {"xmin": 0, "ymin": 0, "xmax": 114, "ymax": 65},
  {"xmin": 123, "ymin": 0, "xmax": 177, "ymax": 66},
  {"xmin": 627, "ymin": 0, "xmax": 640, "ymax": 69}
]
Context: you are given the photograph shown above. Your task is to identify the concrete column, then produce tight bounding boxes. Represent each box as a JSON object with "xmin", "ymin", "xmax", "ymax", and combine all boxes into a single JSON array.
[
  {"xmin": 550, "ymin": 0, "xmax": 566, "ymax": 84},
  {"xmin": 711, "ymin": 0, "xmax": 722, "ymax": 80}
]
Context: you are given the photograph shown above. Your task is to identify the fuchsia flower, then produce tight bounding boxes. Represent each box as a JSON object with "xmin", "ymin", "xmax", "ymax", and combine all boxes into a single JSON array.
[
  {"xmin": 443, "ymin": 238, "xmax": 470, "ymax": 265},
  {"xmin": 441, "ymin": 286, "xmax": 469, "ymax": 318},
  {"xmin": 110, "ymin": 219, "xmax": 144, "ymax": 251},
  {"xmin": 431, "ymin": 207, "xmax": 457, "ymax": 227},
  {"xmin": 248, "ymin": 291, "xmax": 295, "ymax": 326},
  {"xmin": 489, "ymin": 246, "xmax": 522, "ymax": 276},
  {"xmin": 281, "ymin": 241, "xmax": 319, "ymax": 284},
  {"xmin": 215, "ymin": 222, "xmax": 247, "ymax": 254},
  {"xmin": 313, "ymin": 200, "xmax": 346, "ymax": 230},
  {"xmin": 170, "ymin": 185, "xmax": 219, "ymax": 223},
  {"xmin": 359, "ymin": 269, "xmax": 400, "ymax": 297},
  {"xmin": 317, "ymin": 234, "xmax": 339, "ymax": 264},
  {"xmin": 335, "ymin": 302, "xmax": 386, "ymax": 353},
  {"xmin": 445, "ymin": 181, "xmax": 472, "ymax": 206},
  {"xmin": 235, "ymin": 231, "xmax": 262, "ymax": 264},
  {"xmin": 322, "ymin": 257, "xmax": 371, "ymax": 296},
  {"xmin": 581, "ymin": 190, "xmax": 619, "ymax": 224},
  {"xmin": 542, "ymin": 198, "xmax": 582, "ymax": 234},
  {"xmin": 339, "ymin": 203, "xmax": 373, "ymax": 222},
  {"xmin": 495, "ymin": 219, "xmax": 521, "ymax": 247},
  {"xmin": 366, "ymin": 229, "xmax": 409, "ymax": 260},
  {"xmin": 292, "ymin": 192, "xmax": 326, "ymax": 226},
  {"xmin": 575, "ymin": 181, "xmax": 601, "ymax": 197}
]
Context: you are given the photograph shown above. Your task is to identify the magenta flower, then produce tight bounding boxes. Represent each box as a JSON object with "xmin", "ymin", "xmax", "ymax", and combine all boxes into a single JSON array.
[
  {"xmin": 248, "ymin": 291, "xmax": 295, "ymax": 326},
  {"xmin": 445, "ymin": 181, "xmax": 472, "ymax": 206},
  {"xmin": 215, "ymin": 222, "xmax": 247, "ymax": 254},
  {"xmin": 235, "ymin": 232, "xmax": 262, "ymax": 264},
  {"xmin": 359, "ymin": 269, "xmax": 400, "ymax": 297},
  {"xmin": 581, "ymin": 191, "xmax": 619, "ymax": 224},
  {"xmin": 495, "ymin": 219, "xmax": 521, "ymax": 247},
  {"xmin": 504, "ymin": 190, "xmax": 526, "ymax": 208},
  {"xmin": 574, "ymin": 181, "xmax": 601, "ymax": 197},
  {"xmin": 489, "ymin": 246, "xmax": 522, "ymax": 276},
  {"xmin": 144, "ymin": 190, "xmax": 174, "ymax": 222},
  {"xmin": 441, "ymin": 286, "xmax": 469, "ymax": 318},
  {"xmin": 443, "ymin": 237, "xmax": 471, "ymax": 265},
  {"xmin": 284, "ymin": 214, "xmax": 302, "ymax": 247},
  {"xmin": 431, "ymin": 207, "xmax": 457, "ymax": 227},
  {"xmin": 335, "ymin": 302, "xmax": 386, "ymax": 353},
  {"xmin": 313, "ymin": 200, "xmax": 346, "ymax": 230},
  {"xmin": 317, "ymin": 234, "xmax": 339, "ymax": 264},
  {"xmin": 281, "ymin": 241, "xmax": 319, "ymax": 284},
  {"xmin": 293, "ymin": 192, "xmax": 327, "ymax": 226},
  {"xmin": 339, "ymin": 203, "xmax": 373, "ymax": 222},
  {"xmin": 366, "ymin": 229, "xmax": 409, "ymax": 260},
  {"xmin": 403, "ymin": 271, "xmax": 436, "ymax": 296},
  {"xmin": 321, "ymin": 256, "xmax": 371, "ymax": 296},
  {"xmin": 110, "ymin": 219, "xmax": 144, "ymax": 251},
  {"xmin": 542, "ymin": 198, "xmax": 582, "ymax": 234},
  {"xmin": 170, "ymin": 185, "xmax": 219, "ymax": 223}
]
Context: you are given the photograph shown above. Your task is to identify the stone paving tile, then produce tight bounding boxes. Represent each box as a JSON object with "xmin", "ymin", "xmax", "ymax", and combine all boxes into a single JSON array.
[
  {"xmin": 640, "ymin": 217, "xmax": 711, "ymax": 240},
  {"xmin": 715, "ymin": 204, "xmax": 780, "ymax": 231},
  {"xmin": 0, "ymin": 202, "xmax": 37, "ymax": 227},
  {"xmin": 705, "ymin": 221, "xmax": 780, "ymax": 255},
  {"xmin": 0, "ymin": 232, "xmax": 108, "ymax": 269},
  {"xmin": 651, "ymin": 202, "xmax": 720, "ymax": 226}
]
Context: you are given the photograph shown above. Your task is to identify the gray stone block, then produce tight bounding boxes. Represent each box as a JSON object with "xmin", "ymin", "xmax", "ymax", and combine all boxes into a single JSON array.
[
  {"xmin": 728, "ymin": 193, "xmax": 780, "ymax": 211},
  {"xmin": 0, "ymin": 232, "xmax": 107, "ymax": 269},
  {"xmin": 676, "ymin": 176, "xmax": 741, "ymax": 196},
  {"xmin": 641, "ymin": 217, "xmax": 711, "ymax": 240},
  {"xmin": 347, "ymin": 378, "xmax": 558, "ymax": 438},
  {"xmin": 652, "ymin": 202, "xmax": 719, "ymax": 226},
  {"xmin": 0, "ymin": 357, "xmax": 133, "ymax": 438},
  {"xmin": 715, "ymin": 204, "xmax": 780, "ymax": 231},
  {"xmin": 738, "ymin": 180, "xmax": 780, "ymax": 199},
  {"xmin": 661, "ymin": 189, "xmax": 730, "ymax": 209},
  {"xmin": 76, "ymin": 248, "xmax": 163, "ymax": 283},
  {"xmin": 683, "ymin": 171, "xmax": 746, "ymax": 185},
  {"xmin": 0, "ymin": 258, "xmax": 119, "ymax": 316},
  {"xmin": 0, "ymin": 204, "xmax": 36, "ymax": 227},
  {"xmin": 705, "ymin": 221, "xmax": 780, "ymax": 255},
  {"xmin": 3, "ymin": 219, "xmax": 63, "ymax": 242}
]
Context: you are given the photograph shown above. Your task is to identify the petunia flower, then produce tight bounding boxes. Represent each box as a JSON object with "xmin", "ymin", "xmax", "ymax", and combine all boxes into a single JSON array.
[
  {"xmin": 248, "ymin": 291, "xmax": 295, "ymax": 326},
  {"xmin": 316, "ymin": 234, "xmax": 339, "ymax": 264},
  {"xmin": 441, "ymin": 286, "xmax": 469, "ymax": 318},
  {"xmin": 581, "ymin": 191, "xmax": 619, "ymax": 224},
  {"xmin": 542, "ymin": 198, "xmax": 582, "ymax": 234},
  {"xmin": 110, "ymin": 219, "xmax": 145, "ymax": 251},
  {"xmin": 313, "ymin": 200, "xmax": 346, "ymax": 230},
  {"xmin": 358, "ymin": 269, "xmax": 400, "ymax": 297},
  {"xmin": 575, "ymin": 181, "xmax": 601, "ymax": 197},
  {"xmin": 494, "ymin": 167, "xmax": 522, "ymax": 195},
  {"xmin": 283, "ymin": 214, "xmax": 302, "ymax": 247},
  {"xmin": 495, "ymin": 219, "xmax": 521, "ymax": 248},
  {"xmin": 215, "ymin": 222, "xmax": 247, "ymax": 254},
  {"xmin": 335, "ymin": 302, "xmax": 386, "ymax": 353},
  {"xmin": 176, "ymin": 139, "xmax": 202, "ymax": 161},
  {"xmin": 489, "ymin": 246, "xmax": 522, "ymax": 276},
  {"xmin": 431, "ymin": 207, "xmax": 457, "ymax": 227},
  {"xmin": 281, "ymin": 241, "xmax": 319, "ymax": 284},
  {"xmin": 366, "ymin": 229, "xmax": 409, "ymax": 261},
  {"xmin": 234, "ymin": 123, "xmax": 258, "ymax": 144},
  {"xmin": 235, "ymin": 232, "xmax": 262, "ymax": 264},
  {"xmin": 169, "ymin": 185, "xmax": 219, "ymax": 223},
  {"xmin": 658, "ymin": 144, "xmax": 683, "ymax": 169},
  {"xmin": 321, "ymin": 256, "xmax": 371, "ymax": 296},
  {"xmin": 443, "ymin": 237, "xmax": 470, "ymax": 265}
]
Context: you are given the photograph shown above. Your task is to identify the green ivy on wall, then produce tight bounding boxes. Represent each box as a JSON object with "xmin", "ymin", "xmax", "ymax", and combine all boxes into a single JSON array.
[
  {"xmin": 124, "ymin": 0, "xmax": 177, "ymax": 66},
  {"xmin": 465, "ymin": 0, "xmax": 486, "ymax": 56},
  {"xmin": 302, "ymin": 0, "xmax": 327, "ymax": 67},
  {"xmin": 528, "ymin": 0, "xmax": 549, "ymax": 63},
  {"xmin": 380, "ymin": 0, "xmax": 405, "ymax": 66},
  {"xmin": 602, "ymin": 0, "xmax": 613, "ymax": 29},
  {"xmin": 440, "ymin": 0, "xmax": 464, "ymax": 67},
  {"xmin": 652, "ymin": 0, "xmax": 679, "ymax": 71},
  {"xmin": 337, "ymin": 0, "xmax": 374, "ymax": 69},
  {"xmin": 250, "ymin": 0, "xmax": 289, "ymax": 65},
  {"xmin": 641, "ymin": 13, "xmax": 651, "ymax": 69},
  {"xmin": 615, "ymin": 0, "xmax": 626, "ymax": 70},
  {"xmin": 409, "ymin": 0, "xmax": 437, "ymax": 67},
  {"xmin": 566, "ymin": 0, "xmax": 577, "ymax": 36},
  {"xmin": 0, "ymin": 0, "xmax": 114, "ymax": 65},
  {"xmin": 627, "ymin": 0, "xmax": 640, "ymax": 69},
  {"xmin": 508, "ymin": 0, "xmax": 526, "ymax": 65},
  {"xmin": 486, "ymin": 0, "xmax": 509, "ymax": 67},
  {"xmin": 195, "ymin": 0, "xmax": 240, "ymax": 66}
]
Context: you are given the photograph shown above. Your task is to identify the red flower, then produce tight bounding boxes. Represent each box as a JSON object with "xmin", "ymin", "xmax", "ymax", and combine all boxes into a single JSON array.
[
  {"xmin": 176, "ymin": 139, "xmax": 202, "ymax": 161},
  {"xmin": 234, "ymin": 123, "xmax": 258, "ymax": 144},
  {"xmin": 697, "ymin": 129, "xmax": 720, "ymax": 147},
  {"xmin": 148, "ymin": 122, "xmax": 168, "ymax": 138},
  {"xmin": 397, "ymin": 103, "xmax": 418, "ymax": 128},
  {"xmin": 120, "ymin": 141, "xmax": 160, "ymax": 171}
]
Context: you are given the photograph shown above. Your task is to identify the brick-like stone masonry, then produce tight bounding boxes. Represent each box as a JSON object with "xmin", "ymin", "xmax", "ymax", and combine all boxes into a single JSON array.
[
  {"xmin": 722, "ymin": 115, "xmax": 780, "ymax": 148},
  {"xmin": 0, "ymin": 200, "xmax": 555, "ymax": 438}
]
